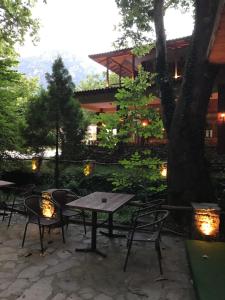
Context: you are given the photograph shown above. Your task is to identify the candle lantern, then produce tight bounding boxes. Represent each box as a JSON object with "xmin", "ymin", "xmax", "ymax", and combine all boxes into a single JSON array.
[
  {"xmin": 217, "ymin": 112, "xmax": 225, "ymax": 124},
  {"xmin": 191, "ymin": 203, "xmax": 221, "ymax": 240},
  {"xmin": 32, "ymin": 156, "xmax": 42, "ymax": 173},
  {"xmin": 83, "ymin": 160, "xmax": 95, "ymax": 176},
  {"xmin": 41, "ymin": 192, "xmax": 56, "ymax": 218},
  {"xmin": 141, "ymin": 119, "xmax": 149, "ymax": 127},
  {"xmin": 160, "ymin": 163, "xmax": 167, "ymax": 178}
]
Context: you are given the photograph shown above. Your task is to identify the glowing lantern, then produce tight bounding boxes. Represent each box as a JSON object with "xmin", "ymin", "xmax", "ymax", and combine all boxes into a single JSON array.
[
  {"xmin": 192, "ymin": 203, "xmax": 220, "ymax": 240},
  {"xmin": 160, "ymin": 163, "xmax": 167, "ymax": 178},
  {"xmin": 141, "ymin": 120, "xmax": 149, "ymax": 127},
  {"xmin": 41, "ymin": 192, "xmax": 55, "ymax": 218},
  {"xmin": 32, "ymin": 156, "xmax": 42, "ymax": 172},
  {"xmin": 217, "ymin": 112, "xmax": 225, "ymax": 124},
  {"xmin": 83, "ymin": 160, "xmax": 95, "ymax": 176}
]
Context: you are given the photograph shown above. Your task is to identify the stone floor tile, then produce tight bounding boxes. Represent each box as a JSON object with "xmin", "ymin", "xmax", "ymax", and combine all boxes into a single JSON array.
[
  {"xmin": 78, "ymin": 287, "xmax": 96, "ymax": 299},
  {"xmin": 52, "ymin": 292, "xmax": 67, "ymax": 300},
  {"xmin": 18, "ymin": 264, "xmax": 47, "ymax": 279},
  {"xmin": 0, "ymin": 279, "xmax": 30, "ymax": 298},
  {"xmin": 16, "ymin": 276, "xmax": 54, "ymax": 300},
  {"xmin": 67, "ymin": 293, "xmax": 82, "ymax": 300},
  {"xmin": 0, "ymin": 220, "xmax": 196, "ymax": 300},
  {"xmin": 94, "ymin": 293, "xmax": 113, "ymax": 300}
]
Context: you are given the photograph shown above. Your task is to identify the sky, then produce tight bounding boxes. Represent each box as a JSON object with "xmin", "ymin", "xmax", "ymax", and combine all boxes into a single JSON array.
[{"xmin": 18, "ymin": 0, "xmax": 194, "ymax": 63}]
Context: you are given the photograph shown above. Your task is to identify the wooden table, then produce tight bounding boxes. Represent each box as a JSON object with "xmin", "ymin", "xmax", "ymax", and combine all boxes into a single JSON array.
[{"xmin": 67, "ymin": 191, "xmax": 134, "ymax": 257}]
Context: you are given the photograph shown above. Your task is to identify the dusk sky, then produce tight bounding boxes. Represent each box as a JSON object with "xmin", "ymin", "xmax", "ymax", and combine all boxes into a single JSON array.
[{"xmin": 18, "ymin": 0, "xmax": 194, "ymax": 63}]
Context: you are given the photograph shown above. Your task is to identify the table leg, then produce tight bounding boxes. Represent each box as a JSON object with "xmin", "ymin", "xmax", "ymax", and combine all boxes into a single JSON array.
[
  {"xmin": 100, "ymin": 213, "xmax": 126, "ymax": 238},
  {"xmin": 76, "ymin": 211, "xmax": 106, "ymax": 257}
]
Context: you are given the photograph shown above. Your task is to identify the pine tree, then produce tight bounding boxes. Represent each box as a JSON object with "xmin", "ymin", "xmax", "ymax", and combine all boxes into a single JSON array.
[{"xmin": 46, "ymin": 56, "xmax": 86, "ymax": 186}]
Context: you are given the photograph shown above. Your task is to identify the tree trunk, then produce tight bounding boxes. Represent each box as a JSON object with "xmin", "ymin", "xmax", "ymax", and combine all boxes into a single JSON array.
[
  {"xmin": 55, "ymin": 117, "xmax": 59, "ymax": 188},
  {"xmin": 153, "ymin": 0, "xmax": 176, "ymax": 136},
  {"xmin": 168, "ymin": 0, "xmax": 220, "ymax": 205}
]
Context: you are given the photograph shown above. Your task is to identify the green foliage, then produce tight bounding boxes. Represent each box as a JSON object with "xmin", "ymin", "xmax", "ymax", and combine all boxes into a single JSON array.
[
  {"xmin": 94, "ymin": 67, "xmax": 165, "ymax": 198},
  {"xmin": 0, "ymin": 55, "xmax": 40, "ymax": 156},
  {"xmin": 0, "ymin": 0, "xmax": 43, "ymax": 157},
  {"xmin": 77, "ymin": 73, "xmax": 105, "ymax": 90},
  {"xmin": 109, "ymin": 150, "xmax": 165, "ymax": 199},
  {"xmin": 131, "ymin": 44, "xmax": 155, "ymax": 56},
  {"xmin": 45, "ymin": 56, "xmax": 87, "ymax": 159},
  {"xmin": 114, "ymin": 0, "xmax": 193, "ymax": 48},
  {"xmin": 77, "ymin": 72, "xmax": 120, "ymax": 91},
  {"xmin": 0, "ymin": 0, "xmax": 40, "ymax": 47},
  {"xmin": 23, "ymin": 89, "xmax": 55, "ymax": 154},
  {"xmin": 94, "ymin": 67, "xmax": 163, "ymax": 149},
  {"xmin": 24, "ymin": 57, "xmax": 88, "ymax": 158}
]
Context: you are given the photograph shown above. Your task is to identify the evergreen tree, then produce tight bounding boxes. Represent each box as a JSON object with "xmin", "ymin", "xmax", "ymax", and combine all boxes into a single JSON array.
[
  {"xmin": 23, "ymin": 89, "xmax": 55, "ymax": 154},
  {"xmin": 46, "ymin": 56, "xmax": 86, "ymax": 159}
]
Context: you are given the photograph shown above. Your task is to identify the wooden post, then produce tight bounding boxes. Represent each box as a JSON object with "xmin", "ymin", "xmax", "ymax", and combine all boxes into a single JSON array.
[
  {"xmin": 132, "ymin": 55, "xmax": 135, "ymax": 79},
  {"xmin": 106, "ymin": 58, "xmax": 109, "ymax": 87},
  {"xmin": 55, "ymin": 116, "xmax": 59, "ymax": 188},
  {"xmin": 217, "ymin": 84, "xmax": 225, "ymax": 154},
  {"xmin": 119, "ymin": 65, "xmax": 122, "ymax": 86}
]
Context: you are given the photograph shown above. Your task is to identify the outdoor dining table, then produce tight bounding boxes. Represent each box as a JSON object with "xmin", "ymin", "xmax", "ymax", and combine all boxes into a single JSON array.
[{"xmin": 67, "ymin": 191, "xmax": 135, "ymax": 257}]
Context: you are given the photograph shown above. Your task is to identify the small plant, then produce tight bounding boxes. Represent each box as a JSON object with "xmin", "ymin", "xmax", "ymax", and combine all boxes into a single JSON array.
[
  {"xmin": 94, "ymin": 67, "xmax": 163, "ymax": 149},
  {"xmin": 109, "ymin": 150, "xmax": 165, "ymax": 200}
]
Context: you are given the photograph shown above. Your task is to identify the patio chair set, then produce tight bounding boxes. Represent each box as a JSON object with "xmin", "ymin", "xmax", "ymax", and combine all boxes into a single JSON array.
[{"xmin": 1, "ymin": 183, "xmax": 169, "ymax": 274}]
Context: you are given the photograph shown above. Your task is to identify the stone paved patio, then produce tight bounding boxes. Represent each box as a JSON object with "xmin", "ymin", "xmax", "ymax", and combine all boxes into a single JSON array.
[{"xmin": 0, "ymin": 214, "xmax": 196, "ymax": 300}]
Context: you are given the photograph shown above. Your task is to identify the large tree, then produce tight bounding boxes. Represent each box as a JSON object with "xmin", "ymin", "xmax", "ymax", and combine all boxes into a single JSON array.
[
  {"xmin": 0, "ymin": 0, "xmax": 42, "ymax": 157},
  {"xmin": 0, "ymin": 0, "xmax": 40, "ymax": 48},
  {"xmin": 46, "ymin": 56, "xmax": 86, "ymax": 187},
  {"xmin": 23, "ymin": 88, "xmax": 55, "ymax": 154},
  {"xmin": 0, "ymin": 57, "xmax": 40, "ymax": 157},
  {"xmin": 115, "ymin": 0, "xmax": 221, "ymax": 204}
]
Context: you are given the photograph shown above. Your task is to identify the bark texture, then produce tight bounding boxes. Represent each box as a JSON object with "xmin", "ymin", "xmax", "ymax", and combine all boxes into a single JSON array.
[
  {"xmin": 153, "ymin": 0, "xmax": 176, "ymax": 136},
  {"xmin": 168, "ymin": 0, "xmax": 220, "ymax": 205}
]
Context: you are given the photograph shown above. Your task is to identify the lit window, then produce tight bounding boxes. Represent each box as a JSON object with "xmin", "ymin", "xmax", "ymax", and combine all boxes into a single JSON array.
[{"xmin": 205, "ymin": 129, "xmax": 213, "ymax": 138}]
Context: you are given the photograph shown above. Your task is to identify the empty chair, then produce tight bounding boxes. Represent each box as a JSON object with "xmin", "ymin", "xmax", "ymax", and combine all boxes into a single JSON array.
[
  {"xmin": 22, "ymin": 195, "xmax": 65, "ymax": 253},
  {"xmin": 124, "ymin": 209, "xmax": 169, "ymax": 274},
  {"xmin": 131, "ymin": 199, "xmax": 165, "ymax": 223},
  {"xmin": 51, "ymin": 189, "xmax": 86, "ymax": 234}
]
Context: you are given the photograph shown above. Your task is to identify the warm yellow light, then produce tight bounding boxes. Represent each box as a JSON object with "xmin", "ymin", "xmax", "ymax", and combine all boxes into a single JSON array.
[
  {"xmin": 195, "ymin": 209, "xmax": 220, "ymax": 237},
  {"xmin": 160, "ymin": 164, "xmax": 167, "ymax": 177},
  {"xmin": 174, "ymin": 62, "xmax": 181, "ymax": 79},
  {"xmin": 32, "ymin": 159, "xmax": 38, "ymax": 171},
  {"xmin": 141, "ymin": 120, "xmax": 148, "ymax": 127},
  {"xmin": 174, "ymin": 73, "xmax": 181, "ymax": 79},
  {"xmin": 31, "ymin": 157, "xmax": 42, "ymax": 172},
  {"xmin": 201, "ymin": 221, "xmax": 213, "ymax": 236},
  {"xmin": 84, "ymin": 163, "xmax": 91, "ymax": 176},
  {"xmin": 83, "ymin": 161, "xmax": 95, "ymax": 176},
  {"xmin": 218, "ymin": 112, "xmax": 225, "ymax": 123},
  {"xmin": 41, "ymin": 193, "xmax": 55, "ymax": 218}
]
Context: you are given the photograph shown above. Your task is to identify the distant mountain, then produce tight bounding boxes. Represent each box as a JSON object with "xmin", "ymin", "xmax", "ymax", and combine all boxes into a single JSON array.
[{"xmin": 18, "ymin": 51, "xmax": 103, "ymax": 87}]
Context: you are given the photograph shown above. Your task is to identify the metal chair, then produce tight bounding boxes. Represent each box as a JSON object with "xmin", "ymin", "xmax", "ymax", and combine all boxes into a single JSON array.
[
  {"xmin": 131, "ymin": 199, "xmax": 165, "ymax": 222},
  {"xmin": 51, "ymin": 189, "xmax": 86, "ymax": 234},
  {"xmin": 2, "ymin": 184, "xmax": 36, "ymax": 227},
  {"xmin": 22, "ymin": 195, "xmax": 65, "ymax": 254},
  {"xmin": 123, "ymin": 209, "xmax": 169, "ymax": 274}
]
